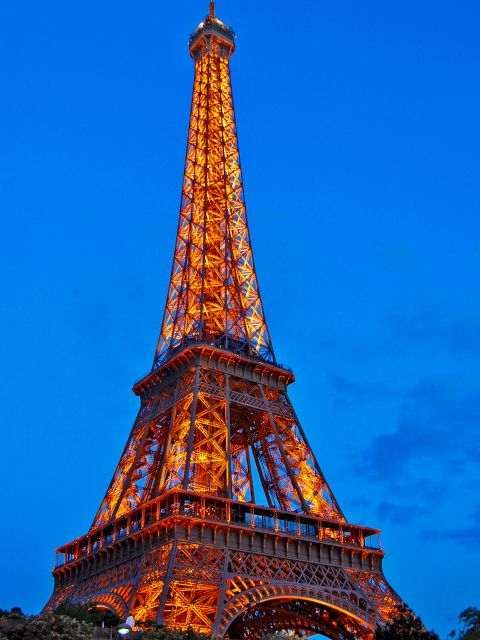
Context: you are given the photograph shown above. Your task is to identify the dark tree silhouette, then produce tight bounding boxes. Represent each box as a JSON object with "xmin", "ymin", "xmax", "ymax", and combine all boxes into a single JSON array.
[
  {"xmin": 375, "ymin": 606, "xmax": 439, "ymax": 640},
  {"xmin": 451, "ymin": 608, "xmax": 480, "ymax": 640},
  {"xmin": 55, "ymin": 602, "xmax": 120, "ymax": 627},
  {"xmin": 0, "ymin": 608, "xmax": 94, "ymax": 639}
]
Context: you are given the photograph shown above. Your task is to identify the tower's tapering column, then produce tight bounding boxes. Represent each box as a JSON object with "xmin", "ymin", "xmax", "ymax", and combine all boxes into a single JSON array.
[{"xmin": 154, "ymin": 11, "xmax": 275, "ymax": 368}]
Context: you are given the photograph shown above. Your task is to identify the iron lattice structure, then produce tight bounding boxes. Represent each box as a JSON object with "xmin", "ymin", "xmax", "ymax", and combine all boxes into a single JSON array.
[{"xmin": 46, "ymin": 4, "xmax": 404, "ymax": 638}]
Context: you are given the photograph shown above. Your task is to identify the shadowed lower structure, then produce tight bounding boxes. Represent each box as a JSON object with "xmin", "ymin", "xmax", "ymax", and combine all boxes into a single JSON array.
[{"xmin": 45, "ymin": 3, "xmax": 405, "ymax": 637}]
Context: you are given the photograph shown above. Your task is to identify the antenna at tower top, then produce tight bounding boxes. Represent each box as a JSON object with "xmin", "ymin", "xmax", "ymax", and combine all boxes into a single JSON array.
[{"xmin": 209, "ymin": 0, "xmax": 215, "ymax": 18}]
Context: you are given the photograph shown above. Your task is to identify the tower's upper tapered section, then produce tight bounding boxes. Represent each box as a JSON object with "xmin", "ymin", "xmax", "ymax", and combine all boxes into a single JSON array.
[{"xmin": 153, "ymin": 7, "xmax": 274, "ymax": 369}]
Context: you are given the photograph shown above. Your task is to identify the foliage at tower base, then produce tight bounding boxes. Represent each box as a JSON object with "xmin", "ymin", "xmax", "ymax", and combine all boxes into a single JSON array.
[
  {"xmin": 54, "ymin": 602, "xmax": 120, "ymax": 628},
  {"xmin": 375, "ymin": 607, "xmax": 439, "ymax": 640},
  {"xmin": 0, "ymin": 606, "xmax": 210, "ymax": 640},
  {"xmin": 450, "ymin": 608, "xmax": 480, "ymax": 640},
  {"xmin": 136, "ymin": 624, "xmax": 209, "ymax": 640},
  {"xmin": 0, "ymin": 607, "xmax": 94, "ymax": 640}
]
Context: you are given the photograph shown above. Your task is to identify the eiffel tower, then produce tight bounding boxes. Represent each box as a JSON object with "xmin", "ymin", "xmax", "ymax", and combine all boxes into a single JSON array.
[{"xmin": 46, "ymin": 3, "xmax": 404, "ymax": 637}]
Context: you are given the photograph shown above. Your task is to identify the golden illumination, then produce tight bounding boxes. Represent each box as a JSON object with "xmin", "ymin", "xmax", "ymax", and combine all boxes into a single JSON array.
[{"xmin": 47, "ymin": 8, "xmax": 405, "ymax": 638}]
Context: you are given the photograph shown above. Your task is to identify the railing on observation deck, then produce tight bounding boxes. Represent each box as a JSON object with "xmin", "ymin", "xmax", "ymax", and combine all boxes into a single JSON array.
[{"xmin": 54, "ymin": 490, "xmax": 381, "ymax": 569}]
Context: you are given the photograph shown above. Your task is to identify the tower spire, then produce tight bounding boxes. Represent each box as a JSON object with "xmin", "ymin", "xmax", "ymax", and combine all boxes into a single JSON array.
[{"xmin": 209, "ymin": 0, "xmax": 215, "ymax": 18}]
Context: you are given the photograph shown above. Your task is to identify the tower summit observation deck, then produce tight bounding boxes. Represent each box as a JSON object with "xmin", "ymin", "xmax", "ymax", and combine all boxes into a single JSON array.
[
  {"xmin": 190, "ymin": 1, "xmax": 235, "ymax": 55},
  {"xmin": 46, "ymin": 4, "xmax": 405, "ymax": 637}
]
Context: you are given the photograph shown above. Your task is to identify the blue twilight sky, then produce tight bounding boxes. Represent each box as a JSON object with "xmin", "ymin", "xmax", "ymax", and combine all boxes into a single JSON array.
[{"xmin": 1, "ymin": 0, "xmax": 479, "ymax": 635}]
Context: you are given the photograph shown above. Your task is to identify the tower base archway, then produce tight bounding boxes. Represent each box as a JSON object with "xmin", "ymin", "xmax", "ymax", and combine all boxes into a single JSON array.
[
  {"xmin": 225, "ymin": 597, "xmax": 372, "ymax": 640},
  {"xmin": 48, "ymin": 496, "xmax": 402, "ymax": 637}
]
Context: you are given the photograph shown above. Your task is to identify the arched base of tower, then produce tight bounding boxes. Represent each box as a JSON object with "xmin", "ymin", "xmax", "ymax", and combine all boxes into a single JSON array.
[
  {"xmin": 225, "ymin": 599, "xmax": 372, "ymax": 640},
  {"xmin": 44, "ymin": 587, "xmax": 129, "ymax": 621},
  {"xmin": 48, "ymin": 493, "xmax": 404, "ymax": 637}
]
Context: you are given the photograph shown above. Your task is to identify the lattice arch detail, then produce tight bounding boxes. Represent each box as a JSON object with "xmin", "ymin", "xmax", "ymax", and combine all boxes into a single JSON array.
[
  {"xmin": 219, "ymin": 583, "xmax": 377, "ymax": 637},
  {"xmin": 84, "ymin": 595, "xmax": 129, "ymax": 620}
]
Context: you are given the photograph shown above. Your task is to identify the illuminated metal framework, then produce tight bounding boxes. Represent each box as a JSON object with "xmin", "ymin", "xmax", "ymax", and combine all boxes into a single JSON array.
[{"xmin": 46, "ymin": 4, "xmax": 404, "ymax": 638}]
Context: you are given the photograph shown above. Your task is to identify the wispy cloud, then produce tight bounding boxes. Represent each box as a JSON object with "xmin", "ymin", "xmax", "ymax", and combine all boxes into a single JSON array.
[
  {"xmin": 376, "ymin": 501, "xmax": 429, "ymax": 525},
  {"xmin": 359, "ymin": 378, "xmax": 480, "ymax": 478},
  {"xmin": 423, "ymin": 506, "xmax": 480, "ymax": 548},
  {"xmin": 328, "ymin": 374, "xmax": 396, "ymax": 408},
  {"xmin": 353, "ymin": 378, "xmax": 480, "ymax": 524},
  {"xmin": 385, "ymin": 310, "xmax": 480, "ymax": 359}
]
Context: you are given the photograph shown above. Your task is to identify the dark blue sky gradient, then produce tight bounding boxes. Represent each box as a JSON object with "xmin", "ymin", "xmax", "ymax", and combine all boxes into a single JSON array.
[{"xmin": 1, "ymin": 1, "xmax": 479, "ymax": 635}]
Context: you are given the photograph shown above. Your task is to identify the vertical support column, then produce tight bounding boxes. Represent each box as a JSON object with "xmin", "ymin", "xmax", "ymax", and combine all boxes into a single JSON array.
[
  {"xmin": 283, "ymin": 392, "xmax": 344, "ymax": 519},
  {"xmin": 225, "ymin": 372, "xmax": 233, "ymax": 500},
  {"xmin": 250, "ymin": 437, "xmax": 275, "ymax": 509},
  {"xmin": 155, "ymin": 378, "xmax": 180, "ymax": 496},
  {"xmin": 245, "ymin": 444, "xmax": 255, "ymax": 503},
  {"xmin": 183, "ymin": 365, "xmax": 201, "ymax": 490},
  {"xmin": 155, "ymin": 540, "xmax": 179, "ymax": 626},
  {"xmin": 259, "ymin": 385, "xmax": 311, "ymax": 515},
  {"xmin": 211, "ymin": 548, "xmax": 231, "ymax": 638}
]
